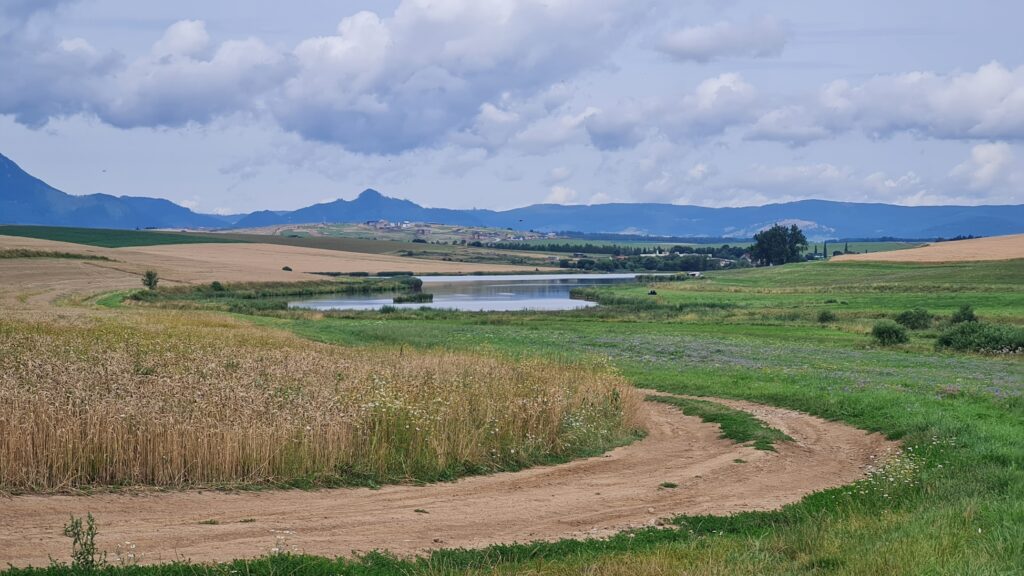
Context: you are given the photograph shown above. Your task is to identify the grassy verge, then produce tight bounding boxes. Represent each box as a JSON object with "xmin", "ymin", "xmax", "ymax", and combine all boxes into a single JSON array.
[
  {"xmin": 127, "ymin": 278, "xmax": 422, "ymax": 313},
  {"xmin": 0, "ymin": 248, "xmax": 111, "ymax": 260},
  {"xmin": 646, "ymin": 395, "xmax": 792, "ymax": 451}
]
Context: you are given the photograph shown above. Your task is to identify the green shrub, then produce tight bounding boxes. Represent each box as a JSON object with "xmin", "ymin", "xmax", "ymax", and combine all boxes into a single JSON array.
[
  {"xmin": 393, "ymin": 293, "xmax": 434, "ymax": 304},
  {"xmin": 936, "ymin": 322, "xmax": 1024, "ymax": 354},
  {"xmin": 895, "ymin": 307, "xmax": 932, "ymax": 329},
  {"xmin": 951, "ymin": 304, "xmax": 978, "ymax": 323},
  {"xmin": 871, "ymin": 320, "xmax": 909, "ymax": 346},
  {"xmin": 635, "ymin": 274, "xmax": 688, "ymax": 283},
  {"xmin": 142, "ymin": 270, "xmax": 159, "ymax": 290},
  {"xmin": 817, "ymin": 310, "xmax": 837, "ymax": 323},
  {"xmin": 210, "ymin": 281, "xmax": 225, "ymax": 292},
  {"xmin": 376, "ymin": 271, "xmax": 414, "ymax": 277}
]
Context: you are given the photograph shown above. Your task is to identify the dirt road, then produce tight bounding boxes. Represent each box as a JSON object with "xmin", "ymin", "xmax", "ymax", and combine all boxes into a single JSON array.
[{"xmin": 0, "ymin": 395, "xmax": 896, "ymax": 567}]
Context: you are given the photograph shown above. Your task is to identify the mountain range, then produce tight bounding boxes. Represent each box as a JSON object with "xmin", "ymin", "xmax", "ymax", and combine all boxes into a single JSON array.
[{"xmin": 3, "ymin": 152, "xmax": 1023, "ymax": 239}]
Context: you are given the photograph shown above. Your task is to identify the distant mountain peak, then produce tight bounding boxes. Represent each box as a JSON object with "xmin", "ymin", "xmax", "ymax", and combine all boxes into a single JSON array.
[{"xmin": 357, "ymin": 188, "xmax": 384, "ymax": 200}]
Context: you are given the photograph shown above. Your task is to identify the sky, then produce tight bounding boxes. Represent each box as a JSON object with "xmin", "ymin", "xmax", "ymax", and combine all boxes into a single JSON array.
[{"xmin": 1, "ymin": 0, "xmax": 1022, "ymax": 214}]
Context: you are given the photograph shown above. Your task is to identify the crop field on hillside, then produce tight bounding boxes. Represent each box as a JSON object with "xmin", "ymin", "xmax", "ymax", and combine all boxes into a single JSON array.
[
  {"xmin": 835, "ymin": 234, "xmax": 1024, "ymax": 263},
  {"xmin": 0, "ymin": 225, "xmax": 246, "ymax": 248}
]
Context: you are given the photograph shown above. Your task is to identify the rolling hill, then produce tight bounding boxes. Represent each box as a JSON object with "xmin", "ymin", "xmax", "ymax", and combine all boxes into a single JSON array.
[
  {"xmin": 0, "ymin": 153, "xmax": 231, "ymax": 229},
  {"xmin": 3, "ymin": 152, "xmax": 1023, "ymax": 239}
]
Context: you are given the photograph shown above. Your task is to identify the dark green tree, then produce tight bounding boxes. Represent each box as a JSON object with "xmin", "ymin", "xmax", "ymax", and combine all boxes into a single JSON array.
[
  {"xmin": 750, "ymin": 224, "xmax": 808, "ymax": 266},
  {"xmin": 142, "ymin": 270, "xmax": 159, "ymax": 290}
]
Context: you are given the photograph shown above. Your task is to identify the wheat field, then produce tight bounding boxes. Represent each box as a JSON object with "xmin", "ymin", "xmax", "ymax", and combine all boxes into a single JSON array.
[{"xmin": 0, "ymin": 309, "xmax": 641, "ymax": 493}]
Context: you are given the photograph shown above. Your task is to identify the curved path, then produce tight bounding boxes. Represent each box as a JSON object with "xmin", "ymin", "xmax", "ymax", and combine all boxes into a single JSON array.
[{"xmin": 0, "ymin": 394, "xmax": 897, "ymax": 568}]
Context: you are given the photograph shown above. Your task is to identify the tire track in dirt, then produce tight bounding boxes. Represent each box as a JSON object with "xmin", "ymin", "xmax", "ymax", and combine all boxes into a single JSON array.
[{"xmin": 0, "ymin": 394, "xmax": 897, "ymax": 568}]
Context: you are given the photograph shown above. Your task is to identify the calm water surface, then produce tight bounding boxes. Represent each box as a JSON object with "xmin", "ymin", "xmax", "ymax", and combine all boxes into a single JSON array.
[{"xmin": 289, "ymin": 273, "xmax": 643, "ymax": 312}]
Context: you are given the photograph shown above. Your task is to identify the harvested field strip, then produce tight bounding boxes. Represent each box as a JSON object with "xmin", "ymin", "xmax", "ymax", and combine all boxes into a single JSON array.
[
  {"xmin": 0, "ymin": 396, "xmax": 895, "ymax": 568},
  {"xmin": 646, "ymin": 395, "xmax": 792, "ymax": 450},
  {"xmin": 0, "ymin": 311, "xmax": 641, "ymax": 492}
]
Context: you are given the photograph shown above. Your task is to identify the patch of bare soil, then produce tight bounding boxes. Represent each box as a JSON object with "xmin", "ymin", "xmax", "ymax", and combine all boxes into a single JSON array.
[
  {"xmin": 834, "ymin": 234, "xmax": 1024, "ymax": 262},
  {"xmin": 0, "ymin": 394, "xmax": 896, "ymax": 568}
]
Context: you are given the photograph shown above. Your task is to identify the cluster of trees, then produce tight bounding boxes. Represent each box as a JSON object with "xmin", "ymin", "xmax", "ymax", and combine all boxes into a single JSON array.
[
  {"xmin": 559, "ymin": 254, "xmax": 714, "ymax": 272},
  {"xmin": 750, "ymin": 224, "xmax": 808, "ymax": 266},
  {"xmin": 488, "ymin": 242, "xmax": 750, "ymax": 259},
  {"xmin": 668, "ymin": 244, "xmax": 748, "ymax": 259},
  {"xmin": 488, "ymin": 242, "xmax": 658, "ymax": 255}
]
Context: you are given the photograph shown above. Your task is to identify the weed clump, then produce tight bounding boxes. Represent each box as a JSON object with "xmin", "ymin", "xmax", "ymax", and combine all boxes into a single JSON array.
[
  {"xmin": 817, "ymin": 310, "xmax": 837, "ymax": 323},
  {"xmin": 393, "ymin": 293, "xmax": 433, "ymax": 304},
  {"xmin": 895, "ymin": 308, "xmax": 932, "ymax": 329},
  {"xmin": 951, "ymin": 304, "xmax": 978, "ymax": 324},
  {"xmin": 871, "ymin": 320, "xmax": 909, "ymax": 346},
  {"xmin": 56, "ymin": 514, "xmax": 105, "ymax": 571}
]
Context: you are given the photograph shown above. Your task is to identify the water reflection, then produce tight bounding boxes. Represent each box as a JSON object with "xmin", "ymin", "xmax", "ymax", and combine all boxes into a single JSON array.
[{"xmin": 289, "ymin": 273, "xmax": 641, "ymax": 312}]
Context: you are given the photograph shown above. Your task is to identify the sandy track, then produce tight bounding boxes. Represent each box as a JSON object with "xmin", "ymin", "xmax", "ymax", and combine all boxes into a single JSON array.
[
  {"xmin": 0, "ymin": 394, "xmax": 896, "ymax": 568},
  {"xmin": 834, "ymin": 233, "xmax": 1024, "ymax": 262}
]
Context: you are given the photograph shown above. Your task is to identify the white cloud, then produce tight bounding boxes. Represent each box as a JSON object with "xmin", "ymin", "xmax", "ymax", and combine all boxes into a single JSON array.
[
  {"xmin": 685, "ymin": 162, "xmax": 714, "ymax": 182},
  {"xmin": 152, "ymin": 20, "xmax": 210, "ymax": 59},
  {"xmin": 100, "ymin": 34, "xmax": 292, "ymax": 129},
  {"xmin": 546, "ymin": 166, "xmax": 573, "ymax": 184},
  {"xmin": 271, "ymin": 0, "xmax": 647, "ymax": 153},
  {"xmin": 950, "ymin": 142, "xmax": 1020, "ymax": 191},
  {"xmin": 747, "ymin": 163, "xmax": 853, "ymax": 192},
  {"xmin": 2, "ymin": 0, "xmax": 649, "ymax": 155},
  {"xmin": 545, "ymin": 185, "xmax": 578, "ymax": 204},
  {"xmin": 586, "ymin": 73, "xmax": 758, "ymax": 150},
  {"xmin": 657, "ymin": 17, "xmax": 788, "ymax": 63},
  {"xmin": 822, "ymin": 62, "xmax": 1024, "ymax": 141},
  {"xmin": 746, "ymin": 105, "xmax": 833, "ymax": 145},
  {"xmin": 864, "ymin": 171, "xmax": 922, "ymax": 194}
]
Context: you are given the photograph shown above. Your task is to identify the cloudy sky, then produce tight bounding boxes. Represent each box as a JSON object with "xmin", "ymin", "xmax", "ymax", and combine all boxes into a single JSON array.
[{"xmin": 1, "ymin": 0, "xmax": 1022, "ymax": 213}]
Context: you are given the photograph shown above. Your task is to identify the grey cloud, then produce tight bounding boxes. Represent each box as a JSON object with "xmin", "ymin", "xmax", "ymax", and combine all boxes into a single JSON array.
[{"xmin": 270, "ymin": 0, "xmax": 651, "ymax": 154}]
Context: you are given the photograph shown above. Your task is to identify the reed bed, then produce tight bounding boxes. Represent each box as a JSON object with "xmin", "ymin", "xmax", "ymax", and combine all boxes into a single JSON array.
[{"xmin": 0, "ymin": 311, "xmax": 642, "ymax": 493}]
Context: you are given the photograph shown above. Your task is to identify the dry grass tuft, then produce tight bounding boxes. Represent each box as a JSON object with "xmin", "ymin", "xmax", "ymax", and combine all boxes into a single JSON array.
[{"xmin": 0, "ymin": 310, "xmax": 642, "ymax": 492}]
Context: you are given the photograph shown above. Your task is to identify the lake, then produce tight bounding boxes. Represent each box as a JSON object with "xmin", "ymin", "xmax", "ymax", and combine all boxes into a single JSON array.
[{"xmin": 288, "ymin": 273, "xmax": 644, "ymax": 312}]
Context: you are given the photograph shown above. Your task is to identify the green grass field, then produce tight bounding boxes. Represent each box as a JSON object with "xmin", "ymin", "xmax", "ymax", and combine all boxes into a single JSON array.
[
  {"xmin": 576, "ymin": 260, "xmax": 1024, "ymax": 322},
  {"xmin": 8, "ymin": 258, "xmax": 1023, "ymax": 575},
  {"xmin": 806, "ymin": 241, "xmax": 925, "ymax": 255}
]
